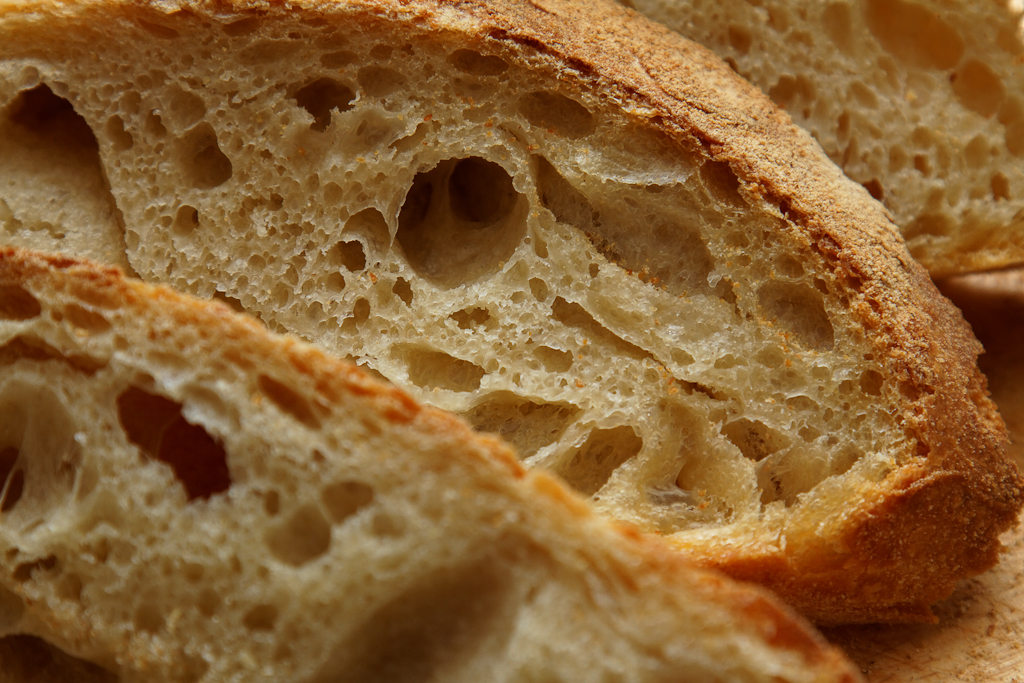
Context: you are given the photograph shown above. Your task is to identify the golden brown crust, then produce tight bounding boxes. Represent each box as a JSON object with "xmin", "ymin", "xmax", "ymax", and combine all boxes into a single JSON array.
[
  {"xmin": 0, "ymin": 246, "xmax": 865, "ymax": 682},
  {"xmin": 0, "ymin": 0, "xmax": 1020, "ymax": 623}
]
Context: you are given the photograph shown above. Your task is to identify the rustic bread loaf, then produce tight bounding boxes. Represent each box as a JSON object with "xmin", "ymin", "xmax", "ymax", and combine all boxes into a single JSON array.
[
  {"xmin": 0, "ymin": 247, "xmax": 865, "ymax": 683},
  {"xmin": 0, "ymin": 0, "xmax": 1020, "ymax": 623},
  {"xmin": 621, "ymin": 0, "xmax": 1024, "ymax": 277}
]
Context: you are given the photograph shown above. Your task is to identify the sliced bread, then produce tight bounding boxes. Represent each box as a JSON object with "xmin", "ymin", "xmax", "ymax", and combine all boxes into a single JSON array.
[
  {"xmin": 940, "ymin": 269, "xmax": 1024, "ymax": 469},
  {"xmin": 0, "ymin": 246, "xmax": 864, "ymax": 683},
  {"xmin": 0, "ymin": 0, "xmax": 1020, "ymax": 622},
  {"xmin": 622, "ymin": 0, "xmax": 1024, "ymax": 277}
]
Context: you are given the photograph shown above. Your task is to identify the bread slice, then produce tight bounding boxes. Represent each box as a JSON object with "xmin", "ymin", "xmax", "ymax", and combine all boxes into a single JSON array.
[
  {"xmin": 0, "ymin": 0, "xmax": 1020, "ymax": 623},
  {"xmin": 0, "ymin": 246, "xmax": 865, "ymax": 683},
  {"xmin": 621, "ymin": 0, "xmax": 1024, "ymax": 277},
  {"xmin": 940, "ymin": 269, "xmax": 1024, "ymax": 469}
]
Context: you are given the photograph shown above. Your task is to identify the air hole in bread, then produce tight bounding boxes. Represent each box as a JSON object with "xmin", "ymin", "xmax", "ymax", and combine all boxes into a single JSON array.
[
  {"xmin": 0, "ymin": 583, "xmax": 24, "ymax": 631},
  {"xmin": 721, "ymin": 419, "xmax": 788, "ymax": 462},
  {"xmin": 449, "ymin": 307, "xmax": 490, "ymax": 330},
  {"xmin": 370, "ymin": 511, "xmax": 405, "ymax": 537},
  {"xmin": 519, "ymin": 91, "xmax": 595, "ymax": 139},
  {"xmin": 104, "ymin": 115, "xmax": 133, "ymax": 152},
  {"xmin": 727, "ymin": 25, "xmax": 752, "ymax": 55},
  {"xmin": 390, "ymin": 121, "xmax": 432, "ymax": 155},
  {"xmin": 550, "ymin": 297, "xmax": 655, "ymax": 361},
  {"xmin": 462, "ymin": 393, "xmax": 580, "ymax": 458},
  {"xmin": 257, "ymin": 374, "xmax": 322, "ymax": 429},
  {"xmin": 329, "ymin": 240, "xmax": 366, "ymax": 272},
  {"xmin": 392, "ymin": 277, "xmax": 413, "ymax": 306},
  {"xmin": 0, "ymin": 381, "xmax": 82, "ymax": 526},
  {"xmin": 0, "ymin": 446, "xmax": 18, "ymax": 505},
  {"xmin": 860, "ymin": 370, "xmax": 885, "ymax": 396},
  {"xmin": 0, "ymin": 463, "xmax": 23, "ymax": 513},
  {"xmin": 864, "ymin": 0, "xmax": 964, "ymax": 70},
  {"xmin": 992, "ymin": 172, "xmax": 1011, "ymax": 201},
  {"xmin": 357, "ymin": 66, "xmax": 406, "ymax": 98},
  {"xmin": 223, "ymin": 16, "xmax": 262, "ymax": 37},
  {"xmin": 0, "ymin": 83, "xmax": 125, "ymax": 253},
  {"xmin": 699, "ymin": 160, "xmax": 746, "ymax": 208},
  {"xmin": 265, "ymin": 503, "xmax": 332, "ymax": 566},
  {"xmin": 341, "ymin": 298, "xmax": 371, "ymax": 333},
  {"xmin": 913, "ymin": 153, "xmax": 932, "ymax": 177},
  {"xmin": 343, "ymin": 208, "xmax": 390, "ymax": 254},
  {"xmin": 0, "ymin": 336, "xmax": 105, "ymax": 374},
  {"xmin": 0, "ymin": 635, "xmax": 118, "ymax": 683},
  {"xmin": 0, "ymin": 285, "xmax": 41, "ymax": 321},
  {"xmin": 263, "ymin": 489, "xmax": 281, "ymax": 516},
  {"xmin": 173, "ymin": 204, "xmax": 199, "ymax": 237},
  {"xmin": 588, "ymin": 209, "xmax": 716, "ymax": 298},
  {"xmin": 137, "ymin": 17, "xmax": 179, "ymax": 39},
  {"xmin": 757, "ymin": 281, "xmax": 835, "ymax": 351},
  {"xmin": 950, "ymin": 59, "xmax": 1004, "ymax": 118},
  {"xmin": 116, "ymin": 386, "xmax": 231, "ymax": 500},
  {"xmin": 757, "ymin": 446, "xmax": 833, "ymax": 507},
  {"xmin": 396, "ymin": 157, "xmax": 527, "ymax": 288},
  {"xmin": 555, "ymin": 426, "xmax": 643, "ymax": 497},
  {"xmin": 197, "ymin": 587, "xmax": 221, "ymax": 617},
  {"xmin": 321, "ymin": 480, "xmax": 374, "ymax": 524},
  {"xmin": 179, "ymin": 122, "xmax": 232, "ymax": 189},
  {"xmin": 528, "ymin": 278, "xmax": 548, "ymax": 301},
  {"xmin": 535, "ymin": 346, "xmax": 572, "ymax": 373},
  {"xmin": 535, "ymin": 156, "xmax": 594, "ymax": 231},
  {"xmin": 134, "ymin": 602, "xmax": 163, "ymax": 633},
  {"xmin": 243, "ymin": 604, "xmax": 279, "ymax": 631},
  {"xmin": 862, "ymin": 179, "xmax": 884, "ymax": 201},
  {"xmin": 348, "ymin": 112, "xmax": 401, "ymax": 153},
  {"xmin": 400, "ymin": 347, "xmax": 486, "ymax": 393},
  {"xmin": 12, "ymin": 555, "xmax": 56, "ymax": 583},
  {"xmin": 1006, "ymin": 119, "xmax": 1024, "ymax": 157},
  {"xmin": 141, "ymin": 113, "xmax": 166, "ymax": 143},
  {"xmin": 447, "ymin": 49, "xmax": 509, "ymax": 76},
  {"xmin": 322, "ymin": 553, "xmax": 514, "ymax": 682},
  {"xmin": 769, "ymin": 75, "xmax": 815, "ymax": 118}
]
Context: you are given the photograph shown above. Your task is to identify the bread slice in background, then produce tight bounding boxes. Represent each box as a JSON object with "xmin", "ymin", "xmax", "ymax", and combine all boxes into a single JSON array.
[
  {"xmin": 621, "ymin": 0, "xmax": 1024, "ymax": 277},
  {"xmin": 0, "ymin": 0, "xmax": 1020, "ymax": 623},
  {"xmin": 0, "ymin": 246, "xmax": 865, "ymax": 683}
]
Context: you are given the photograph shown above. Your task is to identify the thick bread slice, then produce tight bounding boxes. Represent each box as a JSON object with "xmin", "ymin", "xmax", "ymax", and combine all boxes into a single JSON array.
[
  {"xmin": 0, "ymin": 247, "xmax": 865, "ymax": 683},
  {"xmin": 0, "ymin": 0, "xmax": 1021, "ymax": 623},
  {"xmin": 622, "ymin": 0, "xmax": 1024, "ymax": 277}
]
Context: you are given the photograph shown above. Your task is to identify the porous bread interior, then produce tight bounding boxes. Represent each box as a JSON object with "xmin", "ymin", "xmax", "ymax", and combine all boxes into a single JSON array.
[
  {"xmin": 0, "ymin": 82, "xmax": 132, "ymax": 272},
  {"xmin": 625, "ymin": 0, "xmax": 1024, "ymax": 276},
  {"xmin": 0, "ymin": 255, "xmax": 860, "ymax": 683},
  {"xmin": 0, "ymin": 6, "xmax": 906, "ymax": 542}
]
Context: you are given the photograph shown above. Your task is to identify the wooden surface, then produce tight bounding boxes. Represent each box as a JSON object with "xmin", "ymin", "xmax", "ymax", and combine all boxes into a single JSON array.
[
  {"xmin": 822, "ymin": 271, "xmax": 1024, "ymax": 682},
  {"xmin": 824, "ymin": 525, "xmax": 1024, "ymax": 682}
]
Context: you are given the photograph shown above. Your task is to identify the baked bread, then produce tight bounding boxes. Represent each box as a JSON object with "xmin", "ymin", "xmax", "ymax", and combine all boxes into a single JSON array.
[
  {"xmin": 0, "ymin": 0, "xmax": 1021, "ymax": 623},
  {"xmin": 620, "ymin": 0, "xmax": 1024, "ymax": 277},
  {"xmin": 940, "ymin": 269, "xmax": 1024, "ymax": 469},
  {"xmin": 0, "ymin": 246, "xmax": 865, "ymax": 683}
]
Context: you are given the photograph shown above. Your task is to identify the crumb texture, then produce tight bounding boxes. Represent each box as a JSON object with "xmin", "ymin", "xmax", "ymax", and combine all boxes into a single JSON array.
[
  {"xmin": 0, "ymin": 247, "xmax": 864, "ymax": 683},
  {"xmin": 627, "ymin": 0, "xmax": 1024, "ymax": 275}
]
